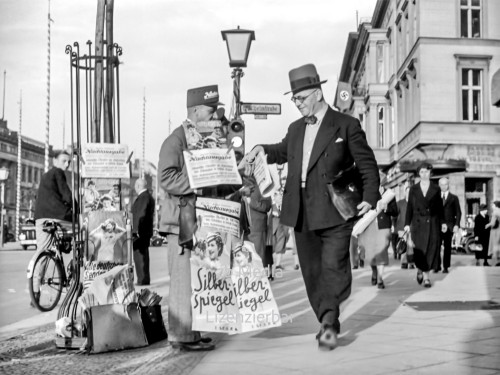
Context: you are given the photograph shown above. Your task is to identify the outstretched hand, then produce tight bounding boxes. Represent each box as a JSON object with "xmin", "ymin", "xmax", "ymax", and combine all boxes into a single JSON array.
[
  {"xmin": 237, "ymin": 145, "xmax": 264, "ymax": 177},
  {"xmin": 357, "ymin": 201, "xmax": 372, "ymax": 216}
]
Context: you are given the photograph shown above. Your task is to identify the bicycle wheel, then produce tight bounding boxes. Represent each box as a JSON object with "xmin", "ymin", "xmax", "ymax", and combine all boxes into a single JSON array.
[{"xmin": 28, "ymin": 251, "xmax": 64, "ymax": 312}]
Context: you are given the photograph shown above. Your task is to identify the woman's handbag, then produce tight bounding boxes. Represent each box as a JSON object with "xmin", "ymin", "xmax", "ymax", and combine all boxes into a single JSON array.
[
  {"xmin": 326, "ymin": 165, "xmax": 363, "ymax": 221},
  {"xmin": 469, "ymin": 242, "xmax": 483, "ymax": 252},
  {"xmin": 396, "ymin": 233, "xmax": 408, "ymax": 255},
  {"xmin": 178, "ymin": 193, "xmax": 197, "ymax": 250}
]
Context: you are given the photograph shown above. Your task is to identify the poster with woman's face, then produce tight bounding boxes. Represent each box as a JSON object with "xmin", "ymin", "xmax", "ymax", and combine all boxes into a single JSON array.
[{"xmin": 82, "ymin": 211, "xmax": 128, "ymax": 289}]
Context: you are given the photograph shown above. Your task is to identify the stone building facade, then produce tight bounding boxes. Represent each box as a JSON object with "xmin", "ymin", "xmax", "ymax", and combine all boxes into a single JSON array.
[
  {"xmin": 336, "ymin": 0, "xmax": 500, "ymax": 226},
  {"xmin": 0, "ymin": 118, "xmax": 52, "ymax": 236}
]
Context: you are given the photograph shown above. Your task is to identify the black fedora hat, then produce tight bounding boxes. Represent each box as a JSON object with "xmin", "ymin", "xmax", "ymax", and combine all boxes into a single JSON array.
[{"xmin": 285, "ymin": 63, "xmax": 327, "ymax": 95}]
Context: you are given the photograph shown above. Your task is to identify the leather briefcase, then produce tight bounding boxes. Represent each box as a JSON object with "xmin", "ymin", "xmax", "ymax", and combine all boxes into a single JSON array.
[
  {"xmin": 140, "ymin": 305, "xmax": 168, "ymax": 345},
  {"xmin": 85, "ymin": 303, "xmax": 148, "ymax": 353},
  {"xmin": 327, "ymin": 165, "xmax": 363, "ymax": 221}
]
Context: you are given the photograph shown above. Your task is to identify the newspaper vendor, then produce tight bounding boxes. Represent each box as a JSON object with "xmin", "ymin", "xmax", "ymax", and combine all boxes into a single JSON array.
[{"xmin": 158, "ymin": 84, "xmax": 228, "ymax": 352}]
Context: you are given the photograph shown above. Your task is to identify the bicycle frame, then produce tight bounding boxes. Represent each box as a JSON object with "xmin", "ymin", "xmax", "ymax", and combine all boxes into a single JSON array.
[{"xmin": 26, "ymin": 230, "xmax": 69, "ymax": 283}]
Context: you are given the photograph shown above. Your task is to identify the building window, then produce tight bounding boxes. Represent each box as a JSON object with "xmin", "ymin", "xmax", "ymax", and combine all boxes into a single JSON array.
[
  {"xmin": 376, "ymin": 43, "xmax": 385, "ymax": 83},
  {"xmin": 377, "ymin": 106, "xmax": 385, "ymax": 148},
  {"xmin": 28, "ymin": 166, "xmax": 33, "ymax": 183},
  {"xmin": 461, "ymin": 68, "xmax": 483, "ymax": 121},
  {"xmin": 460, "ymin": 0, "xmax": 481, "ymax": 38}
]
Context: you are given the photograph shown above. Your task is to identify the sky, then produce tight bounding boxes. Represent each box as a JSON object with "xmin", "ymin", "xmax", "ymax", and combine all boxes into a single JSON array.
[{"xmin": 0, "ymin": 0, "xmax": 376, "ymax": 167}]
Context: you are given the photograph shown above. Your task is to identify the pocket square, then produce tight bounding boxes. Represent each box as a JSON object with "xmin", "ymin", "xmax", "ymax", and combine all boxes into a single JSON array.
[{"xmin": 335, "ymin": 137, "xmax": 344, "ymax": 143}]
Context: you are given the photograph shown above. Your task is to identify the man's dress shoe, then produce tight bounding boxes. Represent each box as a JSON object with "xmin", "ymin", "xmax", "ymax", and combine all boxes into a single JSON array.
[{"xmin": 316, "ymin": 325, "xmax": 338, "ymax": 351}]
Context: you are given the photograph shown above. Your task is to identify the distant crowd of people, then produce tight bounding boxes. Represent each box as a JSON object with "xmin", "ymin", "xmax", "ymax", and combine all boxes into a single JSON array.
[{"xmin": 350, "ymin": 165, "xmax": 500, "ymax": 291}]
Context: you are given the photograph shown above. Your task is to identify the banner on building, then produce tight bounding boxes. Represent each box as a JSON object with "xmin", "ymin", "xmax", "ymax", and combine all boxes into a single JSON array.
[{"xmin": 335, "ymin": 81, "xmax": 353, "ymax": 111}]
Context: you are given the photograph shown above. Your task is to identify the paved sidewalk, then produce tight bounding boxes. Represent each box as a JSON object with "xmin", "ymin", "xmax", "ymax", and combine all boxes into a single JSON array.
[
  {"xmin": 190, "ymin": 264, "xmax": 500, "ymax": 375},
  {"xmin": 0, "ymin": 255, "xmax": 499, "ymax": 374}
]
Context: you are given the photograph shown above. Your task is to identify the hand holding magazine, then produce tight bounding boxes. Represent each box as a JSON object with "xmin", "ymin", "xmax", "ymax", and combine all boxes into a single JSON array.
[
  {"xmin": 253, "ymin": 151, "xmax": 279, "ymax": 198},
  {"xmin": 352, "ymin": 189, "xmax": 395, "ymax": 237}
]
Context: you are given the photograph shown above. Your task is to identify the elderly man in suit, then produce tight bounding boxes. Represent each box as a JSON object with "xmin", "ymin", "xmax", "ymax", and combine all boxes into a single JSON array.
[
  {"xmin": 132, "ymin": 178, "xmax": 155, "ymax": 285},
  {"xmin": 240, "ymin": 64, "xmax": 379, "ymax": 350},
  {"xmin": 438, "ymin": 177, "xmax": 462, "ymax": 273}
]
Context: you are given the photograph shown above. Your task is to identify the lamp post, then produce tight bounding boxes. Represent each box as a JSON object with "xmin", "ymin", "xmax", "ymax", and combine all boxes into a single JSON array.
[
  {"xmin": 221, "ymin": 26, "xmax": 255, "ymax": 119},
  {"xmin": 0, "ymin": 166, "xmax": 10, "ymax": 247}
]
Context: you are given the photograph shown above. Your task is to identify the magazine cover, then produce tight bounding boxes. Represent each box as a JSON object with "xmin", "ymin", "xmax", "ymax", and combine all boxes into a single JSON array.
[
  {"xmin": 83, "ymin": 211, "xmax": 129, "ymax": 289},
  {"xmin": 83, "ymin": 178, "xmax": 122, "ymax": 212},
  {"xmin": 190, "ymin": 198, "xmax": 281, "ymax": 333}
]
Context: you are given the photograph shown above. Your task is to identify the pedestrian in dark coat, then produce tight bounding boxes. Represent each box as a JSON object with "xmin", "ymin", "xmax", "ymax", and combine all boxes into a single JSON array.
[
  {"xmin": 438, "ymin": 177, "xmax": 462, "ymax": 273},
  {"xmin": 473, "ymin": 204, "xmax": 490, "ymax": 266},
  {"xmin": 132, "ymin": 178, "xmax": 155, "ymax": 285},
  {"xmin": 244, "ymin": 178, "xmax": 272, "ymax": 273},
  {"xmin": 404, "ymin": 163, "xmax": 444, "ymax": 288},
  {"xmin": 239, "ymin": 64, "xmax": 380, "ymax": 351},
  {"xmin": 34, "ymin": 150, "xmax": 74, "ymax": 256}
]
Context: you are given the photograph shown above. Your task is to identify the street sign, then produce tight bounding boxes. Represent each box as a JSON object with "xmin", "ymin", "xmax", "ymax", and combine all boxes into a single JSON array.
[
  {"xmin": 240, "ymin": 103, "xmax": 281, "ymax": 115},
  {"xmin": 254, "ymin": 114, "xmax": 267, "ymax": 120}
]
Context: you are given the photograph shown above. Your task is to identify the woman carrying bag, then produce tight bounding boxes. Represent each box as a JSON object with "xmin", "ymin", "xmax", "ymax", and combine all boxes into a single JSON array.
[{"xmin": 404, "ymin": 163, "xmax": 444, "ymax": 288}]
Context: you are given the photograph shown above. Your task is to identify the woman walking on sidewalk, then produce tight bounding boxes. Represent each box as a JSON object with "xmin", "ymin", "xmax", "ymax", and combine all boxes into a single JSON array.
[
  {"xmin": 486, "ymin": 201, "xmax": 500, "ymax": 266},
  {"xmin": 358, "ymin": 186, "xmax": 397, "ymax": 289},
  {"xmin": 473, "ymin": 204, "xmax": 490, "ymax": 266},
  {"xmin": 404, "ymin": 163, "xmax": 444, "ymax": 288}
]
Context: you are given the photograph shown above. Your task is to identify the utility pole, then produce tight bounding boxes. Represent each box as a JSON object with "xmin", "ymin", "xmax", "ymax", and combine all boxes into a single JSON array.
[
  {"xmin": 15, "ymin": 92, "xmax": 22, "ymax": 239},
  {"xmin": 1, "ymin": 70, "xmax": 5, "ymax": 120},
  {"xmin": 45, "ymin": 0, "xmax": 53, "ymax": 172},
  {"xmin": 93, "ymin": 0, "xmax": 115, "ymax": 143},
  {"xmin": 142, "ymin": 89, "xmax": 146, "ymax": 179}
]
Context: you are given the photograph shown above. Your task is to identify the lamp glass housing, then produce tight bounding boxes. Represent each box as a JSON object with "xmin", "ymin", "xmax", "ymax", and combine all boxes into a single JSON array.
[{"xmin": 221, "ymin": 28, "xmax": 255, "ymax": 68}]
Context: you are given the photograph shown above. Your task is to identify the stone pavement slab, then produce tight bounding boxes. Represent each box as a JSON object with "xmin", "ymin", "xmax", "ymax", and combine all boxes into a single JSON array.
[
  {"xmin": 190, "ymin": 265, "xmax": 500, "ymax": 375},
  {"xmin": 1, "ymin": 256, "xmax": 499, "ymax": 374}
]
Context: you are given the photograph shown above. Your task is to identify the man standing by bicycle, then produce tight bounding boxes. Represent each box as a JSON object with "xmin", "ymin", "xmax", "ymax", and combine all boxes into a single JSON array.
[{"xmin": 33, "ymin": 150, "xmax": 74, "ymax": 255}]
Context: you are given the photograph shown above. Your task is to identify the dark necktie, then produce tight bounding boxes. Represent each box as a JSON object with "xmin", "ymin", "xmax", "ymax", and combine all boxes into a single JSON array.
[
  {"xmin": 442, "ymin": 193, "xmax": 446, "ymax": 205},
  {"xmin": 304, "ymin": 115, "xmax": 317, "ymax": 125}
]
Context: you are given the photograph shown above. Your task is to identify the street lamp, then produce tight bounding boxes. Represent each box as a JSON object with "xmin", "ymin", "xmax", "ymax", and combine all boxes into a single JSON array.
[
  {"xmin": 221, "ymin": 26, "xmax": 255, "ymax": 119},
  {"xmin": 0, "ymin": 166, "xmax": 10, "ymax": 247}
]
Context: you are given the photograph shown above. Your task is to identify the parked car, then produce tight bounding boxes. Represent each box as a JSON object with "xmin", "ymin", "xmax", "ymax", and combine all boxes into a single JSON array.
[
  {"xmin": 452, "ymin": 227, "xmax": 477, "ymax": 254},
  {"xmin": 19, "ymin": 219, "xmax": 37, "ymax": 250}
]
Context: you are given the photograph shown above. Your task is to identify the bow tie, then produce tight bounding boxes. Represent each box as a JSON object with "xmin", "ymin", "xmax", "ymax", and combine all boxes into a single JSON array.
[{"xmin": 304, "ymin": 115, "xmax": 317, "ymax": 125}]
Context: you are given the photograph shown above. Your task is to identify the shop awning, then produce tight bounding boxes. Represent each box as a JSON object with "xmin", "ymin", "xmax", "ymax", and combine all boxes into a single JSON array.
[{"xmin": 399, "ymin": 159, "xmax": 467, "ymax": 175}]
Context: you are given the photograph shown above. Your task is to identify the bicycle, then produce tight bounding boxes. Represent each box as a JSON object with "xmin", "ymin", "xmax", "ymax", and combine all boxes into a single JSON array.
[{"xmin": 27, "ymin": 221, "xmax": 75, "ymax": 312}]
